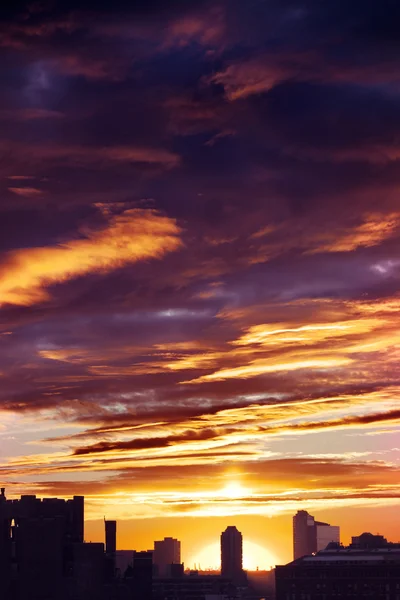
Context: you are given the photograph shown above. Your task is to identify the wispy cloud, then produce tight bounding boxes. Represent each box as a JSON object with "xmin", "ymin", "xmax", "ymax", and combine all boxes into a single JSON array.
[{"xmin": 0, "ymin": 209, "xmax": 182, "ymax": 305}]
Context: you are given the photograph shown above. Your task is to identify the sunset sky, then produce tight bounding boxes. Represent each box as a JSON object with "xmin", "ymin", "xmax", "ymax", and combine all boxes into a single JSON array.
[{"xmin": 1, "ymin": 0, "xmax": 400, "ymax": 569}]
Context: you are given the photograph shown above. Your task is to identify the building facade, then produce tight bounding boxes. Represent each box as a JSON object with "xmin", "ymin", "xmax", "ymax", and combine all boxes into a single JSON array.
[
  {"xmin": 220, "ymin": 526, "xmax": 245, "ymax": 584},
  {"xmin": 153, "ymin": 536, "xmax": 181, "ymax": 577},
  {"xmin": 105, "ymin": 519, "xmax": 117, "ymax": 555},
  {"xmin": 132, "ymin": 550, "xmax": 153, "ymax": 600},
  {"xmin": 0, "ymin": 488, "xmax": 106, "ymax": 600},
  {"xmin": 276, "ymin": 542, "xmax": 400, "ymax": 600},
  {"xmin": 316, "ymin": 523, "xmax": 340, "ymax": 552},
  {"xmin": 293, "ymin": 511, "xmax": 340, "ymax": 559}
]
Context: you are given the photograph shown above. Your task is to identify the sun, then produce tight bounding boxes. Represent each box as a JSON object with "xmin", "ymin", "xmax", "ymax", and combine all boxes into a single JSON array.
[
  {"xmin": 188, "ymin": 540, "xmax": 276, "ymax": 571},
  {"xmin": 220, "ymin": 482, "xmax": 250, "ymax": 499}
]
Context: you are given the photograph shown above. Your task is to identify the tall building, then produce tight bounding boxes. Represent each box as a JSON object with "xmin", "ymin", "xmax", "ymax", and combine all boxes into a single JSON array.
[
  {"xmin": 132, "ymin": 550, "xmax": 153, "ymax": 600},
  {"xmin": 105, "ymin": 519, "xmax": 117, "ymax": 555},
  {"xmin": 293, "ymin": 510, "xmax": 339, "ymax": 559},
  {"xmin": 0, "ymin": 490, "xmax": 84, "ymax": 544},
  {"xmin": 104, "ymin": 519, "xmax": 117, "ymax": 579},
  {"xmin": 0, "ymin": 489, "xmax": 105, "ymax": 600},
  {"xmin": 0, "ymin": 488, "xmax": 11, "ymax": 597},
  {"xmin": 221, "ymin": 526, "xmax": 244, "ymax": 584},
  {"xmin": 69, "ymin": 542, "xmax": 105, "ymax": 600},
  {"xmin": 15, "ymin": 514, "xmax": 65, "ymax": 600},
  {"xmin": 153, "ymin": 536, "xmax": 181, "ymax": 577}
]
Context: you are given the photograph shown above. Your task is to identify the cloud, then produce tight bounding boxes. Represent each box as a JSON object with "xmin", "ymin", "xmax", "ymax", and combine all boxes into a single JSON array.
[
  {"xmin": 209, "ymin": 59, "xmax": 285, "ymax": 101},
  {"xmin": 185, "ymin": 356, "xmax": 352, "ymax": 384},
  {"xmin": 73, "ymin": 427, "xmax": 225, "ymax": 456},
  {"xmin": 0, "ymin": 209, "xmax": 182, "ymax": 306},
  {"xmin": 307, "ymin": 213, "xmax": 400, "ymax": 253},
  {"xmin": 8, "ymin": 187, "xmax": 43, "ymax": 197},
  {"xmin": 0, "ymin": 108, "xmax": 65, "ymax": 121},
  {"xmin": 0, "ymin": 141, "xmax": 180, "ymax": 170}
]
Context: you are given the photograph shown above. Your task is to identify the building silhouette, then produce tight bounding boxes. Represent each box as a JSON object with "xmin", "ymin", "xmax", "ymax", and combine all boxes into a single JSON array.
[
  {"xmin": 293, "ymin": 510, "xmax": 340, "ymax": 559},
  {"xmin": 104, "ymin": 519, "xmax": 117, "ymax": 579},
  {"xmin": 16, "ymin": 513, "xmax": 65, "ymax": 600},
  {"xmin": 153, "ymin": 536, "xmax": 181, "ymax": 577},
  {"xmin": 276, "ymin": 536, "xmax": 400, "ymax": 599},
  {"xmin": 0, "ymin": 488, "xmax": 103, "ymax": 600},
  {"xmin": 0, "ymin": 487, "xmax": 269, "ymax": 599},
  {"xmin": 105, "ymin": 519, "xmax": 117, "ymax": 555},
  {"xmin": 69, "ymin": 542, "xmax": 104, "ymax": 600},
  {"xmin": 351, "ymin": 531, "xmax": 388, "ymax": 549},
  {"xmin": 152, "ymin": 571, "xmax": 234, "ymax": 599},
  {"xmin": 221, "ymin": 525, "xmax": 245, "ymax": 584},
  {"xmin": 132, "ymin": 550, "xmax": 153, "ymax": 600}
]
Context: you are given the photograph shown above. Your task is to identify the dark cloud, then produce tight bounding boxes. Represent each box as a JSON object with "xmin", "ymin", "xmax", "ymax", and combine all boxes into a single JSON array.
[{"xmin": 73, "ymin": 427, "xmax": 225, "ymax": 455}]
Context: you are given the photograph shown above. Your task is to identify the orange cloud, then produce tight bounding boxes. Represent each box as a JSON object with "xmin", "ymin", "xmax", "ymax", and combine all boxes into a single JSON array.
[
  {"xmin": 247, "ymin": 212, "xmax": 400, "ymax": 263},
  {"xmin": 0, "ymin": 209, "xmax": 182, "ymax": 306},
  {"xmin": 149, "ymin": 297, "xmax": 399, "ymax": 384},
  {"xmin": 308, "ymin": 212, "xmax": 400, "ymax": 253},
  {"xmin": 8, "ymin": 187, "xmax": 44, "ymax": 197},
  {"xmin": 234, "ymin": 319, "xmax": 381, "ymax": 347},
  {"xmin": 185, "ymin": 356, "xmax": 351, "ymax": 383},
  {"xmin": 210, "ymin": 59, "xmax": 284, "ymax": 100}
]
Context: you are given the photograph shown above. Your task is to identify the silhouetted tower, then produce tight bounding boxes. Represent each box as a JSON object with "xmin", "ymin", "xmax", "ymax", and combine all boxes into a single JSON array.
[
  {"xmin": 132, "ymin": 550, "xmax": 153, "ymax": 600},
  {"xmin": 293, "ymin": 510, "xmax": 316, "ymax": 559},
  {"xmin": 0, "ymin": 490, "xmax": 87, "ymax": 599},
  {"xmin": 0, "ymin": 488, "xmax": 11, "ymax": 598},
  {"xmin": 105, "ymin": 519, "xmax": 117, "ymax": 555},
  {"xmin": 221, "ymin": 526, "xmax": 243, "ymax": 583},
  {"xmin": 70, "ymin": 495, "xmax": 84, "ymax": 543}
]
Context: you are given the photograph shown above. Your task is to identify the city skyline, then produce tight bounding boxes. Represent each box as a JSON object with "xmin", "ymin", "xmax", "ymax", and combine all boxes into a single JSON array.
[
  {"xmin": 1, "ymin": 487, "xmax": 395, "ymax": 571},
  {"xmin": 1, "ymin": 0, "xmax": 400, "ymax": 574}
]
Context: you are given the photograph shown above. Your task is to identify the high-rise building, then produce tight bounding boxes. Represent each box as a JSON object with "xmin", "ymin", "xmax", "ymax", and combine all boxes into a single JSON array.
[
  {"xmin": 69, "ymin": 542, "xmax": 105, "ymax": 600},
  {"xmin": 293, "ymin": 510, "xmax": 340, "ymax": 559},
  {"xmin": 0, "ymin": 490, "xmax": 84, "ymax": 544},
  {"xmin": 0, "ymin": 488, "xmax": 11, "ymax": 597},
  {"xmin": 105, "ymin": 519, "xmax": 117, "ymax": 555},
  {"xmin": 153, "ymin": 536, "xmax": 181, "ymax": 577},
  {"xmin": 15, "ymin": 514, "xmax": 65, "ymax": 600},
  {"xmin": 0, "ymin": 489, "xmax": 105, "ymax": 600},
  {"xmin": 132, "ymin": 550, "xmax": 153, "ymax": 600},
  {"xmin": 221, "ymin": 526, "xmax": 244, "ymax": 583},
  {"xmin": 293, "ymin": 510, "xmax": 315, "ymax": 559},
  {"xmin": 104, "ymin": 519, "xmax": 117, "ymax": 579}
]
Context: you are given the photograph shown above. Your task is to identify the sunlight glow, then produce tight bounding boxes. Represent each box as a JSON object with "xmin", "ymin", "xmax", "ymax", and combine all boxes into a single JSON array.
[
  {"xmin": 188, "ymin": 540, "xmax": 276, "ymax": 571},
  {"xmin": 221, "ymin": 482, "xmax": 250, "ymax": 499}
]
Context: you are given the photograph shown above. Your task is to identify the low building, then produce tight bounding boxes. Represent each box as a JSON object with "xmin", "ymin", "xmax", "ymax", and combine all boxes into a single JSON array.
[
  {"xmin": 152, "ymin": 573, "xmax": 234, "ymax": 600},
  {"xmin": 276, "ymin": 539, "xmax": 400, "ymax": 600}
]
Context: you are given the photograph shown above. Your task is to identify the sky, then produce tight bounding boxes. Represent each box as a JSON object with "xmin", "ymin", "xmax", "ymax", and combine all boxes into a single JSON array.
[{"xmin": 1, "ymin": 0, "xmax": 400, "ymax": 569}]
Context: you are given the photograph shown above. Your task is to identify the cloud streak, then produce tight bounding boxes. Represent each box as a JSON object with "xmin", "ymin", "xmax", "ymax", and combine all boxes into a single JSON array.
[{"xmin": 0, "ymin": 209, "xmax": 182, "ymax": 305}]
